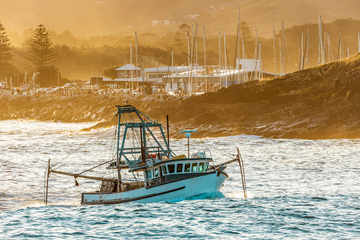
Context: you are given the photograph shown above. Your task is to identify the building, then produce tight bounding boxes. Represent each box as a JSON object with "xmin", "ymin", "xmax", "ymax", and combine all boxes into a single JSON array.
[{"xmin": 114, "ymin": 64, "xmax": 143, "ymax": 89}]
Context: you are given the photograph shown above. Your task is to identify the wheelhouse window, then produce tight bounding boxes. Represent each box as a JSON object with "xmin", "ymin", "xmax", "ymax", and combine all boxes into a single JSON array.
[
  {"xmin": 168, "ymin": 164, "xmax": 175, "ymax": 174},
  {"xmin": 162, "ymin": 165, "xmax": 168, "ymax": 174},
  {"xmin": 185, "ymin": 163, "xmax": 191, "ymax": 172},
  {"xmin": 146, "ymin": 170, "xmax": 152, "ymax": 179},
  {"xmin": 154, "ymin": 168, "xmax": 159, "ymax": 177},
  {"xmin": 176, "ymin": 164, "xmax": 183, "ymax": 173},
  {"xmin": 205, "ymin": 162, "xmax": 209, "ymax": 171},
  {"xmin": 198, "ymin": 162, "xmax": 205, "ymax": 172},
  {"xmin": 191, "ymin": 163, "xmax": 198, "ymax": 172}
]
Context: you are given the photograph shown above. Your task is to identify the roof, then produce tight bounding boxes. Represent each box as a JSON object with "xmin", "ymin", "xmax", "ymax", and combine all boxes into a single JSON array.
[
  {"xmin": 114, "ymin": 77, "xmax": 143, "ymax": 82},
  {"xmin": 145, "ymin": 66, "xmax": 202, "ymax": 73},
  {"xmin": 115, "ymin": 64, "xmax": 142, "ymax": 71}
]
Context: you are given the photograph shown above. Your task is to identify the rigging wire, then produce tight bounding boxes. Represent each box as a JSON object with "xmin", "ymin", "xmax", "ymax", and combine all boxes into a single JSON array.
[{"xmin": 51, "ymin": 114, "xmax": 117, "ymax": 170}]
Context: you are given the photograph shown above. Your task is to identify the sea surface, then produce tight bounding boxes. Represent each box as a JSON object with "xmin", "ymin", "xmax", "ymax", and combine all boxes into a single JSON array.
[{"xmin": 0, "ymin": 120, "xmax": 359, "ymax": 239}]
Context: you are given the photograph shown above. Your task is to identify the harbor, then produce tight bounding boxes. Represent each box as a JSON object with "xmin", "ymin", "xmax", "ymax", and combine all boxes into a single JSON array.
[{"xmin": 1, "ymin": 0, "xmax": 360, "ymax": 239}]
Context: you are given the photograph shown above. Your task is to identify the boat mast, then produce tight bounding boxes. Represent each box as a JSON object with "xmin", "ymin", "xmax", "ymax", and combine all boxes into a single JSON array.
[
  {"xmin": 300, "ymin": 33, "xmax": 304, "ymax": 70},
  {"xmin": 252, "ymin": 29, "xmax": 258, "ymax": 81},
  {"xmin": 195, "ymin": 22, "xmax": 198, "ymax": 92},
  {"xmin": 130, "ymin": 41, "xmax": 133, "ymax": 91},
  {"xmin": 337, "ymin": 30, "xmax": 342, "ymax": 60},
  {"xmin": 282, "ymin": 22, "xmax": 286, "ymax": 74},
  {"xmin": 242, "ymin": 30, "xmax": 247, "ymax": 81},
  {"xmin": 238, "ymin": 8, "xmax": 241, "ymax": 83},
  {"xmin": 135, "ymin": 32, "xmax": 139, "ymax": 93},
  {"xmin": 306, "ymin": 28, "xmax": 309, "ymax": 69},
  {"xmin": 224, "ymin": 31, "xmax": 227, "ymax": 87},
  {"xmin": 171, "ymin": 49, "xmax": 174, "ymax": 92},
  {"xmin": 258, "ymin": 40, "xmax": 261, "ymax": 80},
  {"xmin": 190, "ymin": 23, "xmax": 194, "ymax": 95},
  {"xmin": 203, "ymin": 27, "xmax": 207, "ymax": 92},
  {"xmin": 187, "ymin": 33, "xmax": 191, "ymax": 95},
  {"xmin": 279, "ymin": 38, "xmax": 282, "ymax": 74},
  {"xmin": 218, "ymin": 26, "xmax": 222, "ymax": 88},
  {"xmin": 273, "ymin": 20, "xmax": 277, "ymax": 75},
  {"xmin": 319, "ymin": 13, "xmax": 323, "ymax": 65}
]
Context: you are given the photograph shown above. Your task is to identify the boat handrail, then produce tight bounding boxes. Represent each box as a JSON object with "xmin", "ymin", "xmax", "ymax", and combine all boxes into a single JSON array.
[{"xmin": 197, "ymin": 149, "xmax": 215, "ymax": 169}]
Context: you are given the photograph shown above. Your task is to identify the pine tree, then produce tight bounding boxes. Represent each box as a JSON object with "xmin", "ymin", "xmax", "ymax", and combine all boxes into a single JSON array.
[
  {"xmin": 28, "ymin": 24, "xmax": 58, "ymax": 86},
  {"xmin": 28, "ymin": 24, "xmax": 56, "ymax": 69},
  {"xmin": 0, "ymin": 21, "xmax": 15, "ymax": 79}
]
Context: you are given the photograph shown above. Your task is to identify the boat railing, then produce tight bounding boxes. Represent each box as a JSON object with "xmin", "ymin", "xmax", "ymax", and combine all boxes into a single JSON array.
[{"xmin": 197, "ymin": 149, "xmax": 215, "ymax": 169}]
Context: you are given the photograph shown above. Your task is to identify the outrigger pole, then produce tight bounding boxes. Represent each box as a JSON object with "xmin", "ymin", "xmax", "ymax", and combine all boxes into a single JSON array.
[
  {"xmin": 213, "ymin": 148, "xmax": 247, "ymax": 199},
  {"xmin": 45, "ymin": 159, "xmax": 51, "ymax": 205},
  {"xmin": 237, "ymin": 148, "xmax": 248, "ymax": 198}
]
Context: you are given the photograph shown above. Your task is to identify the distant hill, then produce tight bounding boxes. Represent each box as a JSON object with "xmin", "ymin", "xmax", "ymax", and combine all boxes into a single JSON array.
[{"xmin": 1, "ymin": 0, "xmax": 360, "ymax": 39}]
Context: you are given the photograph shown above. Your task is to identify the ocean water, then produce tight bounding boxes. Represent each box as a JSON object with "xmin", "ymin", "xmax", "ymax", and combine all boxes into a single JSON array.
[{"xmin": 0, "ymin": 120, "xmax": 360, "ymax": 239}]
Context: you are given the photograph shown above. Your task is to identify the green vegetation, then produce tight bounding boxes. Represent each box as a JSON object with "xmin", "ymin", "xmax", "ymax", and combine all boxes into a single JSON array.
[
  {"xmin": 27, "ymin": 24, "xmax": 58, "ymax": 87},
  {"xmin": 0, "ymin": 21, "xmax": 16, "ymax": 79},
  {"xmin": 1, "ymin": 18, "xmax": 360, "ymax": 85}
]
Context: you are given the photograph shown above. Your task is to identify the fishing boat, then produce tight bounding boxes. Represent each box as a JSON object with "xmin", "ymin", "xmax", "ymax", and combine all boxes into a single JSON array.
[{"xmin": 45, "ymin": 105, "xmax": 247, "ymax": 205}]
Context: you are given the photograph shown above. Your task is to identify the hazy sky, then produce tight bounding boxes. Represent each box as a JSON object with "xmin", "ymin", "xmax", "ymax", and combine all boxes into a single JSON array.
[{"xmin": 2, "ymin": 0, "xmax": 360, "ymax": 38}]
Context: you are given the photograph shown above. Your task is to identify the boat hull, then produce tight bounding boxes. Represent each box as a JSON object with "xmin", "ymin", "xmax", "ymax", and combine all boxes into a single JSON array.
[{"xmin": 82, "ymin": 171, "xmax": 227, "ymax": 205}]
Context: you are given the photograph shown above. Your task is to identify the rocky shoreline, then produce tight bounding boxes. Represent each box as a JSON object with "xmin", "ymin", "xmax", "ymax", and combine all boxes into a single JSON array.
[{"xmin": 2, "ymin": 54, "xmax": 360, "ymax": 139}]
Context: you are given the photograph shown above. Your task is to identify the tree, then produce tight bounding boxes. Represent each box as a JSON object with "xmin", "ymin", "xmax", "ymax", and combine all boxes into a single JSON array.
[
  {"xmin": 28, "ymin": 24, "xmax": 57, "ymax": 86},
  {"xmin": 103, "ymin": 65, "xmax": 120, "ymax": 79},
  {"xmin": 240, "ymin": 21, "xmax": 255, "ymax": 54},
  {"xmin": 0, "ymin": 21, "xmax": 16, "ymax": 79}
]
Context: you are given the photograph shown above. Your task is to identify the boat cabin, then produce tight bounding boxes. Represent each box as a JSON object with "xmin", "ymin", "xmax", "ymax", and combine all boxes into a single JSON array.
[{"xmin": 143, "ymin": 158, "xmax": 212, "ymax": 187}]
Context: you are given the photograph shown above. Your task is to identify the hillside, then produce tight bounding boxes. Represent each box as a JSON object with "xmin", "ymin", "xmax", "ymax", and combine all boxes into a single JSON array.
[
  {"xmin": 2, "ymin": 0, "xmax": 360, "ymax": 40},
  {"xmin": 2, "ymin": 54, "xmax": 360, "ymax": 139}
]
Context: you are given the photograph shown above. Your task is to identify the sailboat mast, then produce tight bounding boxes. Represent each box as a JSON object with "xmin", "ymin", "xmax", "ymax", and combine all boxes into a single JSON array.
[
  {"xmin": 135, "ymin": 32, "xmax": 139, "ymax": 93},
  {"xmin": 338, "ymin": 30, "xmax": 342, "ymax": 60},
  {"xmin": 279, "ymin": 38, "xmax": 282, "ymax": 74},
  {"xmin": 195, "ymin": 22, "xmax": 198, "ymax": 93},
  {"xmin": 224, "ymin": 31, "xmax": 227, "ymax": 87},
  {"xmin": 130, "ymin": 41, "xmax": 133, "ymax": 91},
  {"xmin": 258, "ymin": 41, "xmax": 261, "ymax": 79},
  {"xmin": 135, "ymin": 32, "xmax": 140, "ymax": 92},
  {"xmin": 318, "ymin": 14, "xmax": 322, "ymax": 64},
  {"xmin": 219, "ymin": 26, "xmax": 222, "ymax": 88},
  {"xmin": 190, "ymin": 23, "xmax": 194, "ymax": 94},
  {"xmin": 300, "ymin": 33, "xmax": 304, "ymax": 70},
  {"xmin": 238, "ymin": 8, "xmax": 241, "ymax": 84},
  {"xmin": 203, "ymin": 27, "xmax": 207, "ymax": 92},
  {"xmin": 195, "ymin": 23, "xmax": 198, "ymax": 67},
  {"xmin": 282, "ymin": 22, "xmax": 286, "ymax": 74},
  {"xmin": 188, "ymin": 33, "xmax": 191, "ymax": 95},
  {"xmin": 238, "ymin": 8, "xmax": 241, "ymax": 59},
  {"xmin": 171, "ymin": 49, "xmax": 174, "ymax": 92},
  {"xmin": 242, "ymin": 30, "xmax": 246, "ymax": 81},
  {"xmin": 306, "ymin": 28, "xmax": 309, "ymax": 68},
  {"xmin": 273, "ymin": 20, "xmax": 277, "ymax": 75},
  {"xmin": 254, "ymin": 29, "xmax": 258, "ymax": 80}
]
